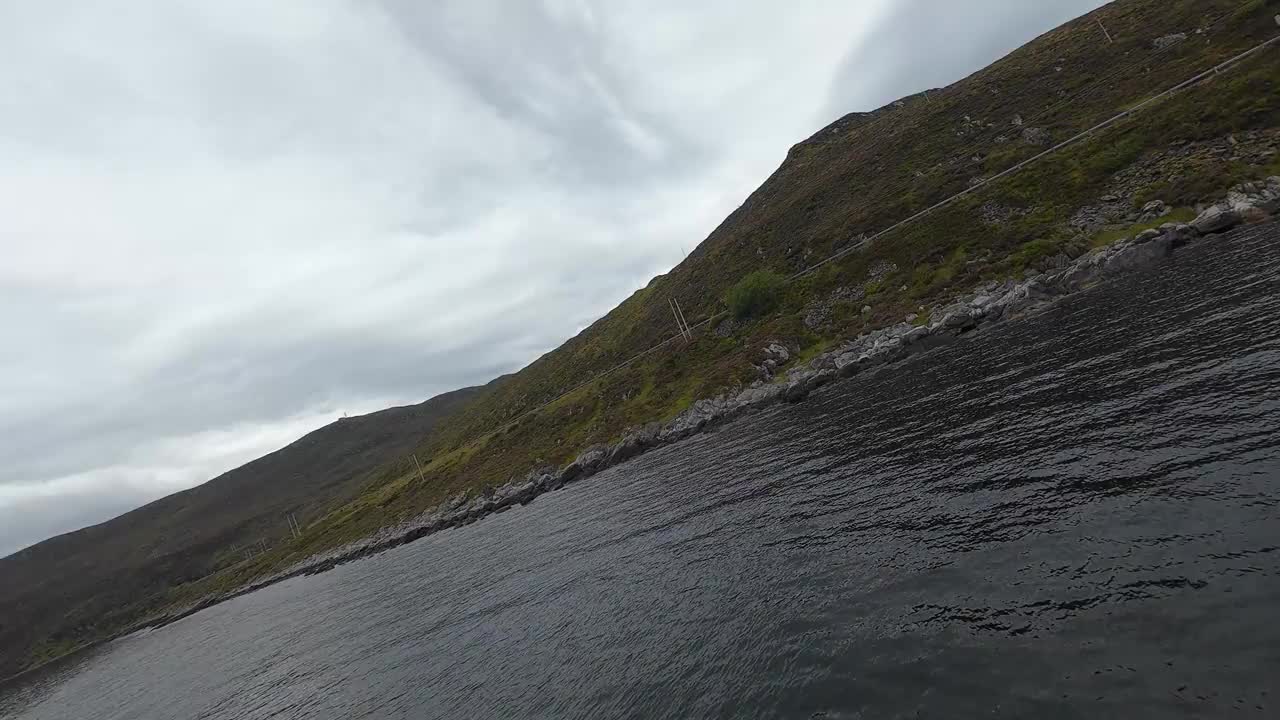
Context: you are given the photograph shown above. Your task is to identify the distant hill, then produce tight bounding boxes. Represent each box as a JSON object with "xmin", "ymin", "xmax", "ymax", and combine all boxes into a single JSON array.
[{"xmin": 0, "ymin": 386, "xmax": 479, "ymax": 677}]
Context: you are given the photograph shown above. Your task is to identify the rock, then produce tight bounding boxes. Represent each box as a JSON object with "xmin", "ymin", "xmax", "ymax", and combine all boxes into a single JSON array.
[
  {"xmin": 1153, "ymin": 33, "xmax": 1187, "ymax": 50},
  {"xmin": 1022, "ymin": 127, "xmax": 1052, "ymax": 146},
  {"xmin": 861, "ymin": 305, "xmax": 872, "ymax": 315},
  {"xmin": 783, "ymin": 380, "xmax": 810, "ymax": 403},
  {"xmin": 810, "ymin": 369, "xmax": 836, "ymax": 390},
  {"xmin": 809, "ymin": 353, "xmax": 838, "ymax": 372},
  {"xmin": 782, "ymin": 365, "xmax": 838, "ymax": 404},
  {"xmin": 971, "ymin": 294, "xmax": 998, "ymax": 311},
  {"xmin": 1133, "ymin": 228, "xmax": 1163, "ymax": 244},
  {"xmin": 1102, "ymin": 236, "xmax": 1175, "ymax": 274},
  {"xmin": 1192, "ymin": 205, "xmax": 1242, "ymax": 234},
  {"xmin": 763, "ymin": 342, "xmax": 790, "ymax": 364},
  {"xmin": 734, "ymin": 383, "xmax": 785, "ymax": 408},
  {"xmin": 905, "ymin": 313, "xmax": 919, "ymax": 323},
  {"xmin": 980, "ymin": 201, "xmax": 1032, "ymax": 226},
  {"xmin": 802, "ymin": 304, "xmax": 831, "ymax": 331},
  {"xmin": 560, "ymin": 446, "xmax": 609, "ymax": 483},
  {"xmin": 1139, "ymin": 199, "xmax": 1169, "ymax": 222},
  {"xmin": 938, "ymin": 306, "xmax": 976, "ymax": 331},
  {"xmin": 864, "ymin": 261, "xmax": 899, "ymax": 286},
  {"xmin": 901, "ymin": 326, "xmax": 932, "ymax": 346},
  {"xmin": 713, "ymin": 317, "xmax": 739, "ymax": 338},
  {"xmin": 445, "ymin": 491, "xmax": 468, "ymax": 511},
  {"xmin": 1193, "ymin": 178, "xmax": 1280, "ymax": 234},
  {"xmin": 1171, "ymin": 223, "xmax": 1199, "ymax": 246},
  {"xmin": 608, "ymin": 423, "xmax": 661, "ymax": 465}
]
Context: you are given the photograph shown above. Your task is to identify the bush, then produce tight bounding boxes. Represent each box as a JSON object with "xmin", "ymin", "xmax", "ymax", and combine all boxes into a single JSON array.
[{"xmin": 726, "ymin": 270, "xmax": 787, "ymax": 320}]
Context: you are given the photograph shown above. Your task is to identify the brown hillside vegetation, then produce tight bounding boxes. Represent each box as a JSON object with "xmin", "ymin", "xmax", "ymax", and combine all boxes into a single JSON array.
[{"xmin": 0, "ymin": 387, "xmax": 479, "ymax": 677}]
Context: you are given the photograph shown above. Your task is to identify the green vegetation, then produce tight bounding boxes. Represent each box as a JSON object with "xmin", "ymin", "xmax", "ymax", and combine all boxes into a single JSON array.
[
  {"xmin": 6, "ymin": 0, "xmax": 1280, "ymax": 680},
  {"xmin": 1090, "ymin": 208, "xmax": 1199, "ymax": 248},
  {"xmin": 727, "ymin": 270, "xmax": 787, "ymax": 320}
]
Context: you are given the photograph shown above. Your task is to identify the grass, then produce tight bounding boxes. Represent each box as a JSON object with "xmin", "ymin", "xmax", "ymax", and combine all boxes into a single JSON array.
[{"xmin": 1089, "ymin": 208, "xmax": 1200, "ymax": 248}]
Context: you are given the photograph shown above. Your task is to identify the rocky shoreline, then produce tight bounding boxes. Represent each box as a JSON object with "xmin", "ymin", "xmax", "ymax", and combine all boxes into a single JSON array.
[{"xmin": 141, "ymin": 177, "xmax": 1280, "ymax": 631}]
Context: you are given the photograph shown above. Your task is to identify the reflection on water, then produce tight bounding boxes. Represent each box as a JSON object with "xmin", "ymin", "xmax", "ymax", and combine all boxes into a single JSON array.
[{"xmin": 4, "ymin": 222, "xmax": 1280, "ymax": 719}]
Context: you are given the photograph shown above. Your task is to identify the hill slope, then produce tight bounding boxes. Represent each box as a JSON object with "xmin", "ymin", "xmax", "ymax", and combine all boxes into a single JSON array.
[
  {"xmin": 6, "ymin": 0, "xmax": 1280, "ymax": 679},
  {"xmin": 281, "ymin": 0, "xmax": 1280, "ymax": 545},
  {"xmin": 0, "ymin": 386, "xmax": 479, "ymax": 677}
]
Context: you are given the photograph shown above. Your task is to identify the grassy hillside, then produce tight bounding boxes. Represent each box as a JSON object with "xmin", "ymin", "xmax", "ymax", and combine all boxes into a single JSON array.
[
  {"xmin": 284, "ymin": 0, "xmax": 1280, "ymax": 548},
  {"xmin": 5, "ymin": 0, "xmax": 1280, "ymax": 679},
  {"xmin": 0, "ymin": 386, "xmax": 478, "ymax": 678}
]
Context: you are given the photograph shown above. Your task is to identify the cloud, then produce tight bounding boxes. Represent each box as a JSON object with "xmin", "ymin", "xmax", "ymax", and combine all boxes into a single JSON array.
[
  {"xmin": 825, "ymin": 0, "xmax": 1109, "ymax": 115},
  {"xmin": 0, "ymin": 0, "xmax": 1104, "ymax": 555}
]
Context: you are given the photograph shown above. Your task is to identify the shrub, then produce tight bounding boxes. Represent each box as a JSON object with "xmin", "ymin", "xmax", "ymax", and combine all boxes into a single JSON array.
[{"xmin": 726, "ymin": 270, "xmax": 787, "ymax": 320}]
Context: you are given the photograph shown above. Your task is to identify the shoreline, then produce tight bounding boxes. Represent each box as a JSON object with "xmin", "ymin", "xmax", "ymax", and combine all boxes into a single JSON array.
[
  {"xmin": 137, "ymin": 177, "xmax": 1280, "ymax": 634},
  {"xmin": 8, "ymin": 178, "xmax": 1276, "ymax": 686}
]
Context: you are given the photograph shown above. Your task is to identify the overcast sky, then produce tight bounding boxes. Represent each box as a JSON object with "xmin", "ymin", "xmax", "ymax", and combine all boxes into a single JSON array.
[{"xmin": 0, "ymin": 0, "xmax": 1108, "ymax": 557}]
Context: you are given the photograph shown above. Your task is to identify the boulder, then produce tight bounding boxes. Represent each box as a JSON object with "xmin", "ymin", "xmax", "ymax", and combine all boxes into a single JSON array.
[
  {"xmin": 1102, "ymin": 236, "xmax": 1174, "ymax": 274},
  {"xmin": 560, "ymin": 446, "xmax": 609, "ymax": 483},
  {"xmin": 1133, "ymin": 228, "xmax": 1163, "ymax": 244},
  {"xmin": 1140, "ymin": 199, "xmax": 1169, "ymax": 221},
  {"xmin": 1152, "ymin": 33, "xmax": 1187, "ymax": 50},
  {"xmin": 900, "ymin": 326, "xmax": 932, "ymax": 346},
  {"xmin": 783, "ymin": 378, "xmax": 812, "ymax": 403},
  {"xmin": 763, "ymin": 343, "xmax": 790, "ymax": 364},
  {"xmin": 607, "ymin": 423, "xmax": 661, "ymax": 465},
  {"xmin": 1192, "ymin": 205, "xmax": 1242, "ymax": 235},
  {"xmin": 939, "ymin": 306, "xmax": 977, "ymax": 331},
  {"xmin": 1165, "ymin": 223, "xmax": 1200, "ymax": 247}
]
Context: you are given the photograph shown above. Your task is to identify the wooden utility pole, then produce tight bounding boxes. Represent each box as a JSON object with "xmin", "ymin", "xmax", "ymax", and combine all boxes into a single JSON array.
[
  {"xmin": 1096, "ymin": 18, "xmax": 1114, "ymax": 44},
  {"xmin": 673, "ymin": 298, "xmax": 691, "ymax": 340},
  {"xmin": 412, "ymin": 454, "xmax": 427, "ymax": 484},
  {"xmin": 669, "ymin": 298, "xmax": 691, "ymax": 342}
]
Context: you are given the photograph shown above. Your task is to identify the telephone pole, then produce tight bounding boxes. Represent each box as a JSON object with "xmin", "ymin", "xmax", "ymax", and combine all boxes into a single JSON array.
[{"xmin": 1095, "ymin": 18, "xmax": 1114, "ymax": 44}]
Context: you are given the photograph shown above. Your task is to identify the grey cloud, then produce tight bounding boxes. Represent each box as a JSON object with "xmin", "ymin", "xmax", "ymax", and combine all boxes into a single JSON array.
[
  {"xmin": 0, "ymin": 488, "xmax": 156, "ymax": 559},
  {"xmin": 825, "ymin": 0, "xmax": 1109, "ymax": 115},
  {"xmin": 374, "ymin": 0, "xmax": 703, "ymax": 185}
]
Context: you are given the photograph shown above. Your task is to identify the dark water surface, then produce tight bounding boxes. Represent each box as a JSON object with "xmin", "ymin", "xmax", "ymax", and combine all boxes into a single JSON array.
[{"xmin": 5, "ymin": 223, "xmax": 1280, "ymax": 719}]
